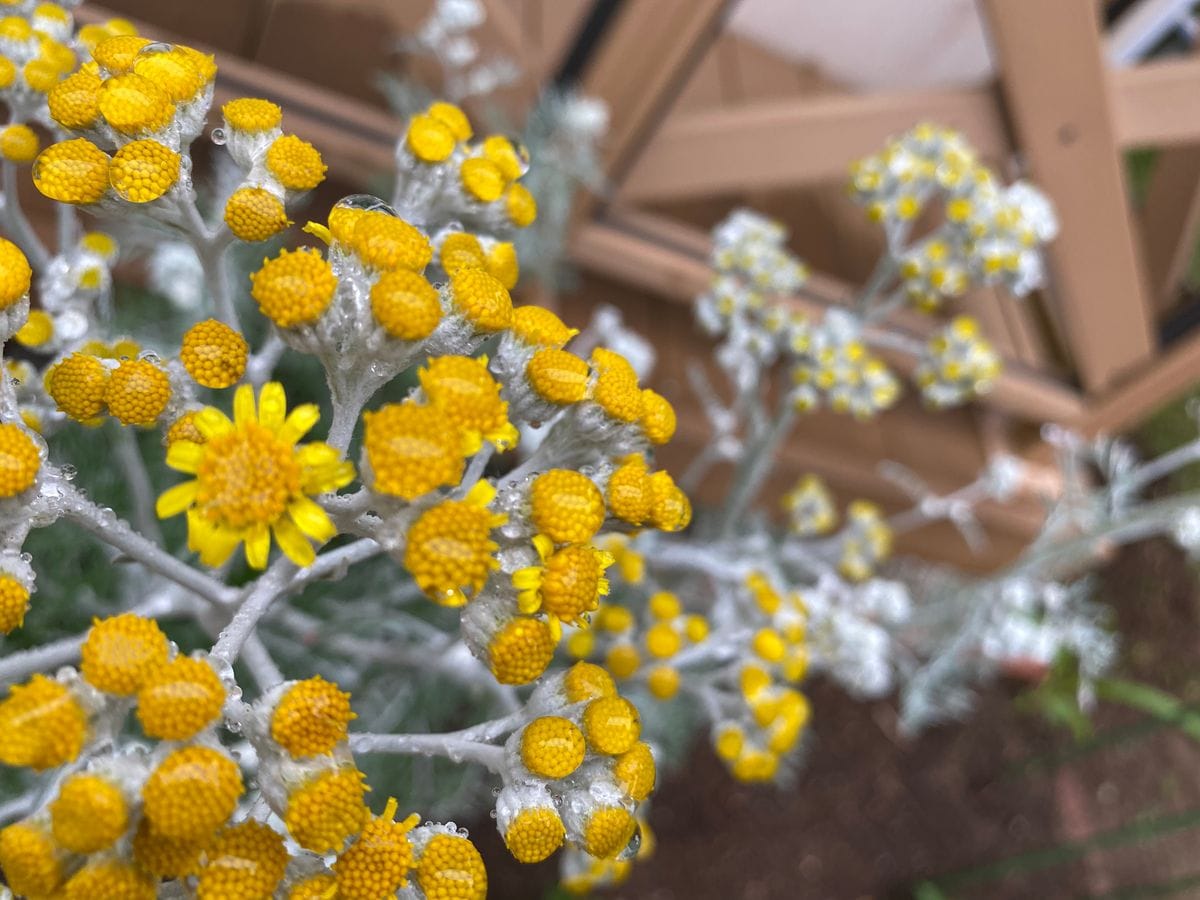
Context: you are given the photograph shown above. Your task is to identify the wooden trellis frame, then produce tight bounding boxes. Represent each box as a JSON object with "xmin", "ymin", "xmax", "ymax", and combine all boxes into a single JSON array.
[{"xmin": 69, "ymin": 0, "xmax": 1200, "ymax": 564}]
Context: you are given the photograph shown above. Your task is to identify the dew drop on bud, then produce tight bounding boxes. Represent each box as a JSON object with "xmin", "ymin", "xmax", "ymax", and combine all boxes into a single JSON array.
[
  {"xmin": 210, "ymin": 127, "xmax": 227, "ymax": 146},
  {"xmin": 618, "ymin": 823, "xmax": 642, "ymax": 861}
]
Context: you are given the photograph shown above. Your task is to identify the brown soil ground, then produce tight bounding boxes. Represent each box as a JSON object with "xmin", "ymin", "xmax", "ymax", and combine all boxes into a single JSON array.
[{"xmin": 476, "ymin": 538, "xmax": 1200, "ymax": 900}]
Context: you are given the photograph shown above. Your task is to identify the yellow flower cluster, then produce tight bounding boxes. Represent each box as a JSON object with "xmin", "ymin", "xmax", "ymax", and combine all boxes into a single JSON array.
[
  {"xmin": 497, "ymin": 662, "xmax": 653, "ymax": 865},
  {"xmin": 45, "ymin": 349, "xmax": 172, "ymax": 427},
  {"xmin": 0, "ymin": 623, "xmax": 489, "ymax": 898},
  {"xmin": 404, "ymin": 101, "xmax": 537, "ymax": 230}
]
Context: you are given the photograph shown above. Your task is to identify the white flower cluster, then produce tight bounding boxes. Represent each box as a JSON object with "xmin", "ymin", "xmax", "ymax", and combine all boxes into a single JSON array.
[
  {"xmin": 914, "ymin": 314, "xmax": 1002, "ymax": 408},
  {"xmin": 789, "ymin": 308, "xmax": 900, "ymax": 419},
  {"xmin": 850, "ymin": 123, "xmax": 1058, "ymax": 307}
]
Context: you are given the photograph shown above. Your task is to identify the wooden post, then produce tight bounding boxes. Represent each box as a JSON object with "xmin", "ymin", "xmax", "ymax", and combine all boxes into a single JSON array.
[
  {"xmin": 1139, "ymin": 146, "xmax": 1200, "ymax": 311},
  {"xmin": 981, "ymin": 0, "xmax": 1156, "ymax": 392}
]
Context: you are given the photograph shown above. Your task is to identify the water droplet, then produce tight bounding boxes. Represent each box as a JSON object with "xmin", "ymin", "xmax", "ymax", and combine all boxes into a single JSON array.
[
  {"xmin": 210, "ymin": 127, "xmax": 227, "ymax": 146},
  {"xmin": 137, "ymin": 41, "xmax": 173, "ymax": 57},
  {"xmin": 618, "ymin": 823, "xmax": 642, "ymax": 860},
  {"xmin": 60, "ymin": 464, "xmax": 76, "ymax": 479},
  {"xmin": 333, "ymin": 194, "xmax": 397, "ymax": 217},
  {"xmin": 491, "ymin": 787, "xmax": 501, "ymax": 797},
  {"xmin": 488, "ymin": 809, "xmax": 497, "ymax": 819}
]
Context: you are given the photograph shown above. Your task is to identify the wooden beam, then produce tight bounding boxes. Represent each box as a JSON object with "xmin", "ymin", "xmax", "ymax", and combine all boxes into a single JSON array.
[
  {"xmin": 619, "ymin": 85, "xmax": 1010, "ymax": 202},
  {"xmin": 617, "ymin": 55, "xmax": 1200, "ymax": 203},
  {"xmin": 981, "ymin": 0, "xmax": 1156, "ymax": 392},
  {"xmin": 1139, "ymin": 147, "xmax": 1200, "ymax": 312},
  {"xmin": 579, "ymin": 0, "xmax": 733, "ymax": 181},
  {"xmin": 1111, "ymin": 55, "xmax": 1200, "ymax": 147},
  {"xmin": 572, "ymin": 212, "xmax": 1088, "ymax": 425},
  {"xmin": 1084, "ymin": 324, "xmax": 1200, "ymax": 434}
]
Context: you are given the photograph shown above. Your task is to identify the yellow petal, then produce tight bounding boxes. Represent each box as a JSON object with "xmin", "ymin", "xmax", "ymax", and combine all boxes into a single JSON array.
[
  {"xmin": 259, "ymin": 382, "xmax": 287, "ymax": 431},
  {"xmin": 288, "ymin": 496, "xmax": 336, "ymax": 542},
  {"xmin": 189, "ymin": 512, "xmax": 240, "ymax": 567},
  {"xmin": 279, "ymin": 403, "xmax": 320, "ymax": 445},
  {"xmin": 516, "ymin": 587, "xmax": 541, "ymax": 615},
  {"xmin": 464, "ymin": 480, "xmax": 496, "ymax": 508},
  {"xmin": 166, "ymin": 441, "xmax": 205, "ymax": 474},
  {"xmin": 548, "ymin": 616, "xmax": 562, "ymax": 643},
  {"xmin": 155, "ymin": 480, "xmax": 198, "ymax": 518},
  {"xmin": 532, "ymin": 533, "xmax": 554, "ymax": 561},
  {"xmin": 302, "ymin": 221, "xmax": 332, "ymax": 244},
  {"xmin": 512, "ymin": 566, "xmax": 542, "ymax": 590},
  {"xmin": 193, "ymin": 408, "xmax": 233, "ymax": 439},
  {"xmin": 273, "ymin": 517, "xmax": 316, "ymax": 567},
  {"xmin": 488, "ymin": 422, "xmax": 520, "ymax": 451},
  {"xmin": 245, "ymin": 523, "xmax": 271, "ymax": 569},
  {"xmin": 233, "ymin": 383, "xmax": 257, "ymax": 428}
]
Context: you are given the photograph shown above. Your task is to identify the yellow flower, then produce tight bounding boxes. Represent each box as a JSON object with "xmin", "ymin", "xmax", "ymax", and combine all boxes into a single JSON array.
[
  {"xmin": 131, "ymin": 818, "xmax": 205, "ymax": 879},
  {"xmin": 270, "ymin": 675, "xmax": 356, "ymax": 757},
  {"xmin": 581, "ymin": 807, "xmax": 637, "ymax": 859},
  {"xmin": 156, "ymin": 382, "xmax": 354, "ymax": 569},
  {"xmin": 225, "ymin": 186, "xmax": 290, "ymax": 242},
  {"xmin": 223, "ymin": 97, "xmax": 282, "ymax": 132},
  {"xmin": 612, "ymin": 741, "xmax": 656, "ymax": 801},
  {"xmin": 362, "ymin": 400, "xmax": 465, "ymax": 500},
  {"xmin": 403, "ymin": 481, "xmax": 505, "ymax": 605},
  {"xmin": 141, "ymin": 745, "xmax": 243, "ymax": 842},
  {"xmin": 98, "ymin": 72, "xmax": 174, "ymax": 135},
  {"xmin": 92, "ymin": 35, "xmax": 151, "ymax": 74},
  {"xmin": 406, "ymin": 113, "xmax": 456, "ymax": 163},
  {"xmin": 0, "ymin": 674, "xmax": 87, "ymax": 769},
  {"xmin": 108, "ymin": 139, "xmax": 180, "ymax": 203},
  {"xmin": 0, "ymin": 574, "xmax": 30, "ymax": 633},
  {"xmin": 370, "ymin": 268, "xmax": 441, "ymax": 340},
  {"xmin": 639, "ymin": 388, "xmax": 676, "ymax": 444},
  {"xmin": 251, "ymin": 247, "xmax": 338, "ymax": 328},
  {"xmin": 80, "ymin": 612, "xmax": 169, "ymax": 695},
  {"xmin": 439, "ymin": 232, "xmax": 486, "ymax": 273},
  {"xmin": 460, "ymin": 157, "xmax": 505, "ymax": 203},
  {"xmin": 285, "ymin": 765, "xmax": 369, "ymax": 853},
  {"xmin": 267, "ymin": 134, "xmax": 327, "ymax": 191},
  {"xmin": 506, "ymin": 183, "xmax": 538, "ymax": 227},
  {"xmin": 0, "ymin": 123, "xmax": 38, "ymax": 163},
  {"xmin": 47, "ymin": 69, "xmax": 102, "ymax": 129},
  {"xmin": 0, "ymin": 821, "xmax": 64, "ymax": 898},
  {"xmin": 64, "ymin": 860, "xmax": 156, "ymax": 900},
  {"xmin": 343, "ymin": 209, "xmax": 432, "ymax": 271},
  {"xmin": 412, "ymin": 833, "xmax": 487, "ymax": 900},
  {"xmin": 180, "ymin": 318, "xmax": 248, "ymax": 388},
  {"xmin": 529, "ymin": 469, "xmax": 606, "ymax": 544},
  {"xmin": 582, "ymin": 696, "xmax": 641, "ymax": 755},
  {"xmin": 196, "ymin": 821, "xmax": 289, "ymax": 900},
  {"xmin": 333, "ymin": 797, "xmax": 420, "ymax": 900},
  {"xmin": 502, "ymin": 807, "xmax": 563, "ymax": 863},
  {"xmin": 511, "ymin": 305, "xmax": 576, "ymax": 348},
  {"xmin": 419, "ymin": 354, "xmax": 518, "ymax": 452},
  {"xmin": 448, "ymin": 268, "xmax": 513, "ymax": 332},
  {"xmin": 46, "ymin": 352, "xmax": 109, "ymax": 421},
  {"xmin": 590, "ymin": 348, "xmax": 643, "ymax": 423},
  {"xmin": 33, "ymin": 138, "xmax": 110, "ymax": 204},
  {"xmin": 606, "ymin": 455, "xmax": 652, "ymax": 526},
  {"xmin": 133, "ymin": 47, "xmax": 208, "ymax": 102},
  {"xmin": 513, "ymin": 537, "xmax": 613, "ymax": 632},
  {"xmin": 136, "ymin": 655, "xmax": 226, "ymax": 740},
  {"xmin": 487, "ymin": 615, "xmax": 557, "ymax": 684},
  {"xmin": 14, "ymin": 309, "xmax": 52, "ymax": 346},
  {"xmin": 0, "ymin": 422, "xmax": 39, "ymax": 498},
  {"xmin": 521, "ymin": 716, "xmax": 586, "ymax": 779},
  {"xmin": 526, "ymin": 349, "xmax": 589, "ymax": 405},
  {"xmin": 50, "ymin": 773, "xmax": 129, "ymax": 854},
  {"xmin": 428, "ymin": 101, "xmax": 472, "ymax": 140},
  {"xmin": 0, "ymin": 238, "xmax": 30, "ymax": 310},
  {"xmin": 562, "ymin": 661, "xmax": 616, "ymax": 703},
  {"xmin": 106, "ymin": 358, "xmax": 172, "ymax": 427}
]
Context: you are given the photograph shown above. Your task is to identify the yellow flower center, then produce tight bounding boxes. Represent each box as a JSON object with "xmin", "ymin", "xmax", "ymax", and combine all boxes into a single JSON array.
[
  {"xmin": 505, "ymin": 183, "xmax": 537, "ymax": 227},
  {"xmin": 487, "ymin": 616, "xmax": 556, "ymax": 685},
  {"xmin": 540, "ymin": 545, "xmax": 609, "ymax": 623},
  {"xmin": 0, "ymin": 674, "xmax": 86, "ymax": 770},
  {"xmin": 50, "ymin": 774, "xmax": 129, "ymax": 854},
  {"xmin": 0, "ymin": 574, "xmax": 29, "ymax": 634},
  {"xmin": 196, "ymin": 422, "xmax": 301, "ymax": 529},
  {"xmin": 106, "ymin": 358, "xmax": 172, "ymax": 427},
  {"xmin": 181, "ymin": 318, "xmax": 248, "ymax": 388},
  {"xmin": 266, "ymin": 134, "xmax": 327, "ymax": 191},
  {"xmin": 526, "ymin": 349, "xmax": 589, "ymax": 406},
  {"xmin": 448, "ymin": 268, "xmax": 513, "ymax": 332},
  {"xmin": 529, "ymin": 469, "xmax": 606, "ymax": 544},
  {"xmin": 0, "ymin": 124, "xmax": 38, "ymax": 164},
  {"xmin": 503, "ymin": 807, "xmax": 563, "ymax": 863},
  {"xmin": 136, "ymin": 655, "xmax": 226, "ymax": 740},
  {"xmin": 520, "ymin": 716, "xmax": 586, "ymax": 779},
  {"xmin": 270, "ymin": 675, "xmax": 355, "ymax": 757},
  {"xmin": 48, "ymin": 70, "xmax": 102, "ymax": 129},
  {"xmin": 582, "ymin": 696, "xmax": 641, "ymax": 755},
  {"xmin": 251, "ymin": 247, "xmax": 338, "ymax": 328},
  {"xmin": 285, "ymin": 766, "xmax": 369, "ymax": 854},
  {"xmin": 414, "ymin": 833, "xmax": 487, "ymax": 900},
  {"xmin": 333, "ymin": 799, "xmax": 418, "ymax": 900},
  {"xmin": 582, "ymin": 807, "xmax": 636, "ymax": 859},
  {"xmin": 345, "ymin": 210, "xmax": 432, "ymax": 271},
  {"xmin": 363, "ymin": 401, "xmax": 465, "ymax": 501},
  {"xmin": 141, "ymin": 746, "xmax": 244, "ymax": 842},
  {"xmin": 224, "ymin": 186, "xmax": 290, "ymax": 242},
  {"xmin": 80, "ymin": 612, "xmax": 169, "ymax": 695},
  {"xmin": 196, "ymin": 822, "xmax": 289, "ymax": 900},
  {"xmin": 98, "ymin": 72, "xmax": 174, "ymax": 135},
  {"xmin": 64, "ymin": 860, "xmax": 156, "ymax": 900},
  {"xmin": 33, "ymin": 138, "xmax": 110, "ymax": 204},
  {"xmin": 108, "ymin": 139, "xmax": 180, "ymax": 203},
  {"xmin": 562, "ymin": 661, "xmax": 616, "ymax": 703},
  {"xmin": 403, "ymin": 498, "xmax": 502, "ymax": 605},
  {"xmin": 0, "ymin": 822, "xmax": 63, "ymax": 898},
  {"xmin": 370, "ymin": 269, "xmax": 441, "ymax": 341},
  {"xmin": 223, "ymin": 97, "xmax": 282, "ymax": 132}
]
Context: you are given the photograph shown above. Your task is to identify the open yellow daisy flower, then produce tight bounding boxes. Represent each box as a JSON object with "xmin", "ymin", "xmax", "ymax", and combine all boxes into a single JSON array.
[
  {"xmin": 155, "ymin": 382, "xmax": 354, "ymax": 569},
  {"xmin": 512, "ymin": 534, "xmax": 614, "ymax": 639}
]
